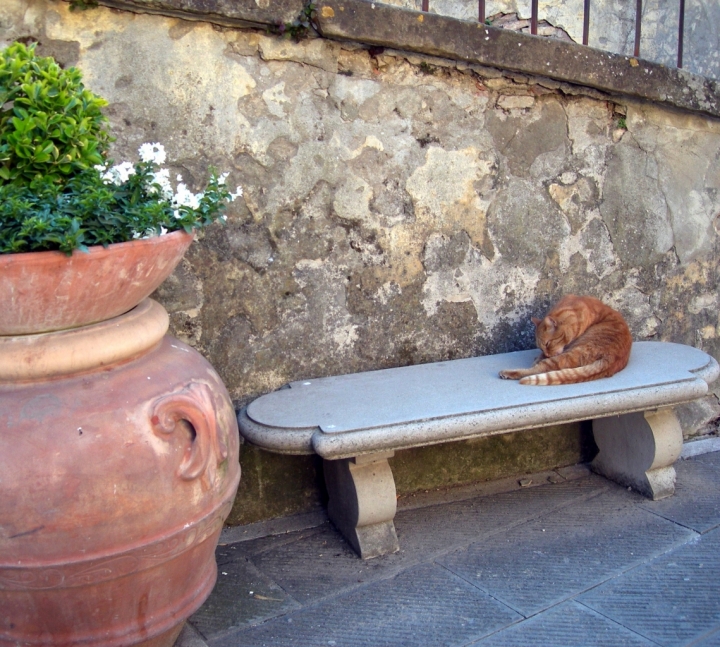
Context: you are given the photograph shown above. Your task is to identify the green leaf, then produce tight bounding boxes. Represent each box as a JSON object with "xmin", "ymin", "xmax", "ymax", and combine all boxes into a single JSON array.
[
  {"xmin": 0, "ymin": 41, "xmax": 111, "ymax": 188},
  {"xmin": 0, "ymin": 42, "xmax": 235, "ymax": 254}
]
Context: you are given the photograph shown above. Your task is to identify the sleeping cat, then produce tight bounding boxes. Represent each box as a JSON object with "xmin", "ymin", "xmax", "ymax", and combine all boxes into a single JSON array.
[{"xmin": 499, "ymin": 295, "xmax": 632, "ymax": 385}]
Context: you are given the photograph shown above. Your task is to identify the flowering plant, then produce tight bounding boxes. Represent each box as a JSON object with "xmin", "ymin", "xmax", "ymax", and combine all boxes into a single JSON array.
[{"xmin": 0, "ymin": 41, "xmax": 240, "ymax": 255}]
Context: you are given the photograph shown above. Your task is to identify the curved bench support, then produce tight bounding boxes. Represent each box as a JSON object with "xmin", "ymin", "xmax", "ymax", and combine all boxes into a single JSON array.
[
  {"xmin": 591, "ymin": 408, "xmax": 683, "ymax": 500},
  {"xmin": 323, "ymin": 451, "xmax": 399, "ymax": 559}
]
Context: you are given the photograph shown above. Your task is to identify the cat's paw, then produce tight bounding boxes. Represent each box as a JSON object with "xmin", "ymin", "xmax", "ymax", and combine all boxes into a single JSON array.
[{"xmin": 499, "ymin": 369, "xmax": 522, "ymax": 380}]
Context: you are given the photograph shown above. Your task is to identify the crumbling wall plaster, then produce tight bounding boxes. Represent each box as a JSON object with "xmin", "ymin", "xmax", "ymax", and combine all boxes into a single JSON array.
[{"xmin": 3, "ymin": 0, "xmax": 719, "ymax": 523}]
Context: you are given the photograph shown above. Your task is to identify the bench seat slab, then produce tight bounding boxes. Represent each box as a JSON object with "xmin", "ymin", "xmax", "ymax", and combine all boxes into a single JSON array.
[
  {"xmin": 240, "ymin": 342, "xmax": 718, "ymax": 459},
  {"xmin": 238, "ymin": 342, "xmax": 719, "ymax": 558}
]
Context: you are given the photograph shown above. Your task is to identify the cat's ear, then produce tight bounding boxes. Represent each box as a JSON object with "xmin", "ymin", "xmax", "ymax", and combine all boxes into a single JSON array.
[
  {"xmin": 531, "ymin": 316, "xmax": 541, "ymax": 326},
  {"xmin": 547, "ymin": 317, "xmax": 557, "ymax": 329}
]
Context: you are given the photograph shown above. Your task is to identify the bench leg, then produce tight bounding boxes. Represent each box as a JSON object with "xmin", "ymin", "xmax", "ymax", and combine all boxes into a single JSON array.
[
  {"xmin": 323, "ymin": 451, "xmax": 400, "ymax": 559},
  {"xmin": 591, "ymin": 408, "xmax": 683, "ymax": 500}
]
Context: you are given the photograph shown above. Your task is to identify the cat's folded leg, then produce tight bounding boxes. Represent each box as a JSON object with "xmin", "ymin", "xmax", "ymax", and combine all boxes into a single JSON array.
[
  {"xmin": 499, "ymin": 357, "xmax": 554, "ymax": 380},
  {"xmin": 532, "ymin": 353, "xmax": 547, "ymax": 366}
]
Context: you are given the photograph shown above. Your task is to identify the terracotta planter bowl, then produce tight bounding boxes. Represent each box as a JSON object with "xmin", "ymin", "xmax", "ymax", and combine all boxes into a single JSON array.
[{"xmin": 0, "ymin": 230, "xmax": 194, "ymax": 335}]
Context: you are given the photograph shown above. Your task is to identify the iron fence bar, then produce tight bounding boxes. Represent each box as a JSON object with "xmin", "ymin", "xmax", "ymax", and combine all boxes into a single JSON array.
[
  {"xmin": 677, "ymin": 0, "xmax": 685, "ymax": 68},
  {"xmin": 531, "ymin": 0, "xmax": 538, "ymax": 35},
  {"xmin": 416, "ymin": 0, "xmax": 687, "ymax": 72},
  {"xmin": 583, "ymin": 0, "xmax": 590, "ymax": 45}
]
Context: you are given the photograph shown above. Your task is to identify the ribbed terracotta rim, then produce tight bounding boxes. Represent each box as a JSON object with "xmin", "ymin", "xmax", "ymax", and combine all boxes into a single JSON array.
[
  {"xmin": 0, "ymin": 230, "xmax": 193, "ymax": 335},
  {"xmin": 0, "ymin": 299, "xmax": 169, "ymax": 382}
]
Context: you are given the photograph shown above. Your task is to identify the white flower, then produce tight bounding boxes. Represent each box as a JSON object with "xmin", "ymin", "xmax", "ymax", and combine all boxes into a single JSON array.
[
  {"xmin": 147, "ymin": 168, "xmax": 173, "ymax": 201},
  {"xmin": 102, "ymin": 161, "xmax": 135, "ymax": 186},
  {"xmin": 138, "ymin": 142, "xmax": 167, "ymax": 165},
  {"xmin": 173, "ymin": 183, "xmax": 203, "ymax": 210},
  {"xmin": 228, "ymin": 186, "xmax": 243, "ymax": 201},
  {"xmin": 132, "ymin": 226, "xmax": 168, "ymax": 239},
  {"xmin": 218, "ymin": 172, "xmax": 230, "ymax": 186}
]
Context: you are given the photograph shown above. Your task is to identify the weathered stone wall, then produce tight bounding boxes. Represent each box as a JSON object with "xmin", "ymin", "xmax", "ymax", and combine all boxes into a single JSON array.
[
  {"xmin": 386, "ymin": 0, "xmax": 720, "ymax": 81},
  {"xmin": 3, "ymin": 0, "xmax": 719, "ymax": 525}
]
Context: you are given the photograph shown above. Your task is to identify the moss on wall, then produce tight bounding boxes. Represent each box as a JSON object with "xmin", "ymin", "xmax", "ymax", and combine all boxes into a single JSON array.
[
  {"xmin": 391, "ymin": 422, "xmax": 596, "ymax": 494},
  {"xmin": 226, "ymin": 445, "xmax": 326, "ymax": 526},
  {"xmin": 228, "ymin": 422, "xmax": 596, "ymax": 525}
]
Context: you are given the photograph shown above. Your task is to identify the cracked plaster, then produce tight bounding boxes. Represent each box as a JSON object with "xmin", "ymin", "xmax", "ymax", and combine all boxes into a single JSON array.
[{"xmin": 3, "ymin": 0, "xmax": 720, "ymax": 522}]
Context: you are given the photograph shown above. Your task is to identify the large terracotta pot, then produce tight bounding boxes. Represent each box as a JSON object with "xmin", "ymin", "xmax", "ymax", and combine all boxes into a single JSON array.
[{"xmin": 0, "ymin": 237, "xmax": 240, "ymax": 646}]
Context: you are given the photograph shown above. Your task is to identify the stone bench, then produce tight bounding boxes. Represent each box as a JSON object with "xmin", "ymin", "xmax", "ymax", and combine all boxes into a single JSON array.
[{"xmin": 238, "ymin": 342, "xmax": 719, "ymax": 559}]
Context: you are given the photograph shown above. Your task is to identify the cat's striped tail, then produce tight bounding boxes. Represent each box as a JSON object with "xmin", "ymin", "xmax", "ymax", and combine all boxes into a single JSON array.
[{"xmin": 519, "ymin": 360, "xmax": 608, "ymax": 385}]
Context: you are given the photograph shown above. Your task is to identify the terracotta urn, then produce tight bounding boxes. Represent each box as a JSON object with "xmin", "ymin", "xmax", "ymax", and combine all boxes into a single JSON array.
[{"xmin": 0, "ymin": 233, "xmax": 241, "ymax": 646}]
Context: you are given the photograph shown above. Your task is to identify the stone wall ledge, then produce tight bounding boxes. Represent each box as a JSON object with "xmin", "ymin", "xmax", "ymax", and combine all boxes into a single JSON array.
[
  {"xmin": 92, "ymin": 0, "xmax": 306, "ymax": 29},
  {"xmin": 82, "ymin": 0, "xmax": 720, "ymax": 119}
]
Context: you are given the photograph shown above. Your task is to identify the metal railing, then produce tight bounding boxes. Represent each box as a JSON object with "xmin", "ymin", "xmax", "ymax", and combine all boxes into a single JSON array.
[{"xmin": 418, "ymin": 0, "xmax": 688, "ymax": 69}]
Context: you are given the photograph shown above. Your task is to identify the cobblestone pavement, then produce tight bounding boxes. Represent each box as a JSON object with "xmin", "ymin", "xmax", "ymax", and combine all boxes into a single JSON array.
[{"xmin": 177, "ymin": 449, "xmax": 720, "ymax": 647}]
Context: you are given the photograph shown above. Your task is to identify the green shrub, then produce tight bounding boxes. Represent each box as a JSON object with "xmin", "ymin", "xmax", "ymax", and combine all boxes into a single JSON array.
[
  {"xmin": 0, "ymin": 42, "xmax": 242, "ymax": 255},
  {"xmin": 0, "ymin": 41, "xmax": 111, "ymax": 187},
  {"xmin": 0, "ymin": 157, "xmax": 239, "ymax": 254}
]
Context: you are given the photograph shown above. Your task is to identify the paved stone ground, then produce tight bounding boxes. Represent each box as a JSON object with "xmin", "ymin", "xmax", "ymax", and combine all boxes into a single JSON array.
[{"xmin": 177, "ymin": 450, "xmax": 720, "ymax": 647}]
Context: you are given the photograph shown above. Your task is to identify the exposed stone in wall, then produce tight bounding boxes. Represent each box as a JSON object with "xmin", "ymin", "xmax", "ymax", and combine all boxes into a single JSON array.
[
  {"xmin": 4, "ymin": 0, "xmax": 719, "ymax": 524},
  {"xmin": 392, "ymin": 0, "xmax": 720, "ymax": 81}
]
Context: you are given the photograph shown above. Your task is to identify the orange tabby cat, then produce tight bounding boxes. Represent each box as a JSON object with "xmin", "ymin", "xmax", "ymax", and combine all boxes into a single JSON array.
[{"xmin": 499, "ymin": 295, "xmax": 632, "ymax": 385}]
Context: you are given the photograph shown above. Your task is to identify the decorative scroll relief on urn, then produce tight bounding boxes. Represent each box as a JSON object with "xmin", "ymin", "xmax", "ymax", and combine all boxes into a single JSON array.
[
  {"xmin": 152, "ymin": 382, "xmax": 231, "ymax": 487},
  {"xmin": 0, "ymin": 296, "xmax": 240, "ymax": 647}
]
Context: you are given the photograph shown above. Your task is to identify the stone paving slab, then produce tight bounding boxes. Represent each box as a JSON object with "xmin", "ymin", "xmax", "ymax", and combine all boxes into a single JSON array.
[
  {"xmin": 469, "ymin": 601, "xmax": 657, "ymax": 647},
  {"xmin": 243, "ymin": 476, "xmax": 609, "ymax": 607},
  {"xmin": 209, "ymin": 564, "xmax": 521, "ymax": 647},
  {"xmin": 244, "ymin": 522, "xmax": 392, "ymax": 605},
  {"xmin": 176, "ymin": 624, "xmax": 210, "ymax": 647},
  {"xmin": 183, "ymin": 452, "xmax": 720, "ymax": 647},
  {"xmin": 438, "ymin": 486, "xmax": 695, "ymax": 616},
  {"xmin": 640, "ymin": 452, "xmax": 720, "ymax": 534},
  {"xmin": 189, "ymin": 557, "xmax": 301, "ymax": 639},
  {"xmin": 394, "ymin": 475, "xmax": 608, "ymax": 557},
  {"xmin": 579, "ymin": 527, "xmax": 720, "ymax": 647},
  {"xmin": 215, "ymin": 526, "xmax": 330, "ymax": 563},
  {"xmin": 694, "ymin": 629, "xmax": 720, "ymax": 646},
  {"xmin": 188, "ymin": 472, "xmax": 610, "ymax": 642}
]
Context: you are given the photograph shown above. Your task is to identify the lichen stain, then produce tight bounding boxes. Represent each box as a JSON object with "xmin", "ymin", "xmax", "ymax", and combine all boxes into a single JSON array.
[
  {"xmin": 422, "ymin": 245, "xmax": 539, "ymax": 328},
  {"xmin": 405, "ymin": 146, "xmax": 494, "ymax": 250}
]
